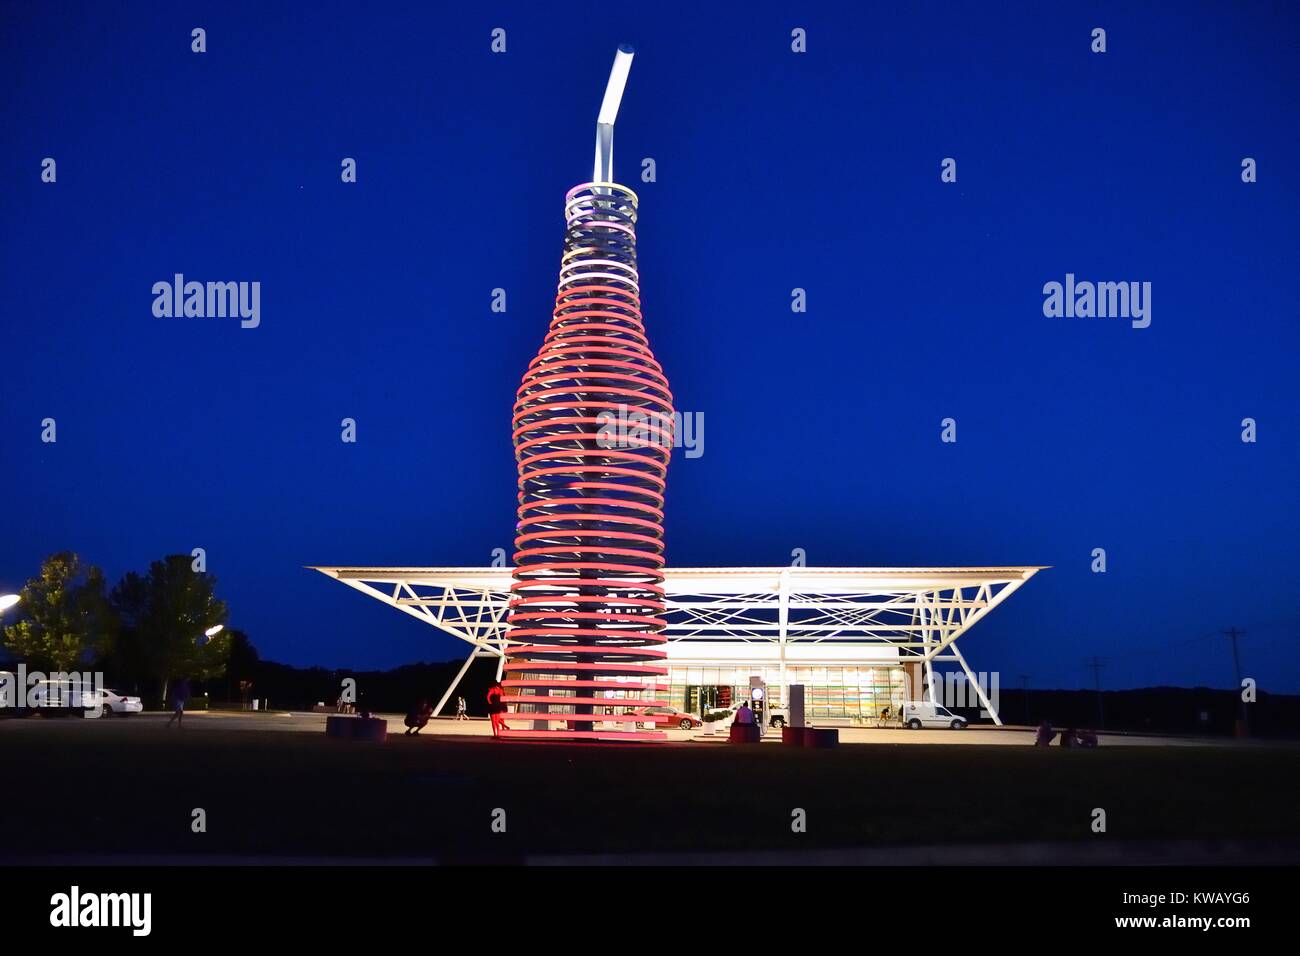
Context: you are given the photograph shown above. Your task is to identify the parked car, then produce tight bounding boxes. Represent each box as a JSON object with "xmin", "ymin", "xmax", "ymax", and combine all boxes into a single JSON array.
[
  {"xmin": 87, "ymin": 688, "xmax": 144, "ymax": 717},
  {"xmin": 24, "ymin": 681, "xmax": 142, "ymax": 717},
  {"xmin": 629, "ymin": 706, "xmax": 702, "ymax": 730},
  {"xmin": 0, "ymin": 670, "xmax": 17, "ymax": 715},
  {"xmin": 901, "ymin": 700, "xmax": 968, "ymax": 729},
  {"xmin": 28, "ymin": 680, "xmax": 92, "ymax": 717}
]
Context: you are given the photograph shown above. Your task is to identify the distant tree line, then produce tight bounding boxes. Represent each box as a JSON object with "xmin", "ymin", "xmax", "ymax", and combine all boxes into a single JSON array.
[
  {"xmin": 239, "ymin": 658, "xmax": 500, "ymax": 716},
  {"xmin": 959, "ymin": 686, "xmax": 1300, "ymax": 738},
  {"xmin": 1, "ymin": 551, "xmax": 257, "ymax": 706}
]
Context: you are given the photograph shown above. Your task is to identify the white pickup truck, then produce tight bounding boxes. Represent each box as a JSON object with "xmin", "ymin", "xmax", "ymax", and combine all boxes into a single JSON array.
[{"xmin": 901, "ymin": 701, "xmax": 968, "ymax": 729}]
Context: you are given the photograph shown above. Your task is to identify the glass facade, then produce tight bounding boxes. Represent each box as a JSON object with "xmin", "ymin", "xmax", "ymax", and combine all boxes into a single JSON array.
[{"xmin": 667, "ymin": 664, "xmax": 905, "ymax": 719}]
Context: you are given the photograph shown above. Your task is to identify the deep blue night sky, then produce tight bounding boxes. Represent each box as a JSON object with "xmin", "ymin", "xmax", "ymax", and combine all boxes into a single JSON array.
[{"xmin": 2, "ymin": 1, "xmax": 1297, "ymax": 691}]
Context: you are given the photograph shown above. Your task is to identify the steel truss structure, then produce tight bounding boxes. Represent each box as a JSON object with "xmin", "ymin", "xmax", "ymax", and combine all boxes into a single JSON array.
[{"xmin": 312, "ymin": 566, "xmax": 1043, "ymax": 725}]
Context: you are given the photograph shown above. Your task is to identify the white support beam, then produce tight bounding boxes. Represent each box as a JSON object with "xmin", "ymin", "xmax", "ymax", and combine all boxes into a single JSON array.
[
  {"xmin": 778, "ymin": 570, "xmax": 790, "ymax": 706},
  {"xmin": 433, "ymin": 645, "xmax": 486, "ymax": 717},
  {"xmin": 948, "ymin": 639, "xmax": 1003, "ymax": 726}
]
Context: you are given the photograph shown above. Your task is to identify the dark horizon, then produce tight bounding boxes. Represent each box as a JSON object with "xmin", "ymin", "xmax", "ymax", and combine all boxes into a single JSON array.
[{"xmin": 2, "ymin": 1, "xmax": 1297, "ymax": 692}]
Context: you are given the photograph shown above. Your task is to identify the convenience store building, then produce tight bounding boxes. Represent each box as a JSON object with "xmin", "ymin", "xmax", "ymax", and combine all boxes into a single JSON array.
[{"xmin": 314, "ymin": 566, "xmax": 1042, "ymax": 725}]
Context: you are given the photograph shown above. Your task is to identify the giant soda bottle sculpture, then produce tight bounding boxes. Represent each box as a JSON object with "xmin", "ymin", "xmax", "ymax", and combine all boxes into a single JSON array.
[{"xmin": 503, "ymin": 47, "xmax": 674, "ymax": 740}]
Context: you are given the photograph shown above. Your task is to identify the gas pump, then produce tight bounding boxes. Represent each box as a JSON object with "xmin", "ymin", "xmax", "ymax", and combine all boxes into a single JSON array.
[{"xmin": 749, "ymin": 676, "xmax": 766, "ymax": 735}]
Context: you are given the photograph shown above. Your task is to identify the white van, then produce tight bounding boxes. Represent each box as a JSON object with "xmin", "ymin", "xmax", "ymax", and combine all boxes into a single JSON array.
[{"xmin": 901, "ymin": 701, "xmax": 968, "ymax": 729}]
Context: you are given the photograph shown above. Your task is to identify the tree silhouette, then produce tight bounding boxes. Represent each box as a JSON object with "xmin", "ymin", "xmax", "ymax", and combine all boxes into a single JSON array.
[
  {"xmin": 1, "ymin": 552, "xmax": 114, "ymax": 671},
  {"xmin": 110, "ymin": 555, "xmax": 228, "ymax": 704},
  {"xmin": 224, "ymin": 629, "xmax": 259, "ymax": 700}
]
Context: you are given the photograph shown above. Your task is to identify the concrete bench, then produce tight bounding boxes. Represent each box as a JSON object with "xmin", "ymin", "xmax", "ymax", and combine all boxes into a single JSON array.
[
  {"xmin": 781, "ymin": 726, "xmax": 840, "ymax": 748},
  {"xmin": 728, "ymin": 723, "xmax": 761, "ymax": 744},
  {"xmin": 325, "ymin": 714, "xmax": 388, "ymax": 742}
]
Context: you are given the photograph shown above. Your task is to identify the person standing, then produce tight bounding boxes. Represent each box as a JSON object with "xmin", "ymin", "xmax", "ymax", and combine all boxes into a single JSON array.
[
  {"xmin": 486, "ymin": 681, "xmax": 509, "ymax": 738},
  {"xmin": 166, "ymin": 677, "xmax": 191, "ymax": 729},
  {"xmin": 455, "ymin": 696, "xmax": 468, "ymax": 720}
]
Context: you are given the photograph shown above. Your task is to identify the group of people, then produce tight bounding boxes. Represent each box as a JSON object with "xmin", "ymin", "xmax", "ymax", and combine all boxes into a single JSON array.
[
  {"xmin": 1034, "ymin": 719, "xmax": 1099, "ymax": 748},
  {"xmin": 402, "ymin": 681, "xmax": 511, "ymax": 738}
]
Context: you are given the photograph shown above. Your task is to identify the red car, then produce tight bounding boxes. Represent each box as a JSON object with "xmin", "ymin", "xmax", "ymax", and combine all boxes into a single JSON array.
[{"xmin": 629, "ymin": 706, "xmax": 702, "ymax": 730}]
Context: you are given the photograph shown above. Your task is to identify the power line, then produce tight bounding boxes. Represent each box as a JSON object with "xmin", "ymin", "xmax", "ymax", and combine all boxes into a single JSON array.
[
  {"xmin": 1100, "ymin": 629, "xmax": 1221, "ymax": 660},
  {"xmin": 1222, "ymin": 627, "xmax": 1249, "ymax": 733},
  {"xmin": 1014, "ymin": 616, "xmax": 1295, "ymax": 691},
  {"xmin": 1072, "ymin": 616, "xmax": 1297, "ymax": 663}
]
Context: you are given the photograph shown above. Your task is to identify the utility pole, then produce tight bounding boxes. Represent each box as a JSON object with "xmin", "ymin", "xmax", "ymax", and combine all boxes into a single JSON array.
[
  {"xmin": 1222, "ymin": 628, "xmax": 1248, "ymax": 734},
  {"xmin": 1084, "ymin": 657, "xmax": 1105, "ymax": 730},
  {"xmin": 1018, "ymin": 674, "xmax": 1031, "ymax": 725}
]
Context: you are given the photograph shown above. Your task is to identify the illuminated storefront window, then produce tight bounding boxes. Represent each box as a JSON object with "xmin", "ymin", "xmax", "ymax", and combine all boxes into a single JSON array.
[{"xmin": 667, "ymin": 665, "xmax": 906, "ymax": 718}]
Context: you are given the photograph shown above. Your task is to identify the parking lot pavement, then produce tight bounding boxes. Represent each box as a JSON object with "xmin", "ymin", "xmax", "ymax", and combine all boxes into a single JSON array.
[
  {"xmin": 790, "ymin": 726, "xmax": 1235, "ymax": 746},
  {"xmin": 0, "ymin": 710, "xmax": 1251, "ymax": 747}
]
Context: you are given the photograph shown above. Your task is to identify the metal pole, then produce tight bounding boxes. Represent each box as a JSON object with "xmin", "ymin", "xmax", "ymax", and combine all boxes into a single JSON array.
[{"xmin": 593, "ymin": 45, "xmax": 635, "ymax": 183}]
